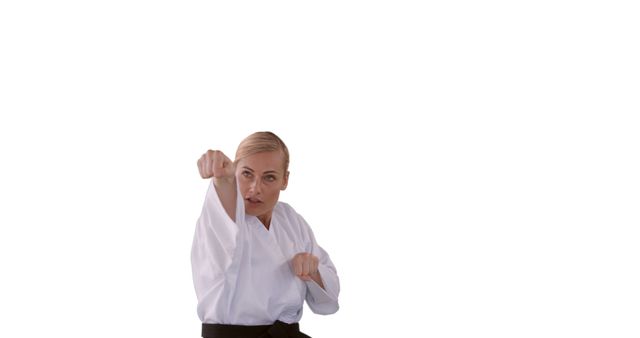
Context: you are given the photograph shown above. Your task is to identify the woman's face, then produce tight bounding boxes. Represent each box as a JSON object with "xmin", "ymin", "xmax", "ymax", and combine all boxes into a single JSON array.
[{"xmin": 235, "ymin": 151, "xmax": 289, "ymax": 219}]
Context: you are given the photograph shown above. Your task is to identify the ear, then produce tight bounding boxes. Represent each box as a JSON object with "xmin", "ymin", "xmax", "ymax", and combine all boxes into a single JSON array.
[{"xmin": 281, "ymin": 171, "xmax": 290, "ymax": 191}]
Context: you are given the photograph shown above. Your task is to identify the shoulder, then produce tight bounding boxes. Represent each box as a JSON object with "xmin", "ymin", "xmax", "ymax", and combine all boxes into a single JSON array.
[
  {"xmin": 275, "ymin": 200, "xmax": 295, "ymax": 214},
  {"xmin": 274, "ymin": 200, "xmax": 301, "ymax": 222},
  {"xmin": 274, "ymin": 201, "xmax": 312, "ymax": 232}
]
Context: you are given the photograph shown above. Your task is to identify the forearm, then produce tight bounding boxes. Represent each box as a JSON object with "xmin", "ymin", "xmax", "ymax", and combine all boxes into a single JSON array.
[
  {"xmin": 213, "ymin": 177, "xmax": 237, "ymax": 222},
  {"xmin": 304, "ymin": 263, "xmax": 340, "ymax": 314}
]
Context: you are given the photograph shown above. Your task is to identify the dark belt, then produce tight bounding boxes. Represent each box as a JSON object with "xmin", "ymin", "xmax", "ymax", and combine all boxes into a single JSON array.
[{"xmin": 202, "ymin": 320, "xmax": 311, "ymax": 338}]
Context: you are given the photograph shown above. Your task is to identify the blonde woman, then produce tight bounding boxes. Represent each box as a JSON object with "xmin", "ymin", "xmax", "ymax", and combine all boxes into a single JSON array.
[{"xmin": 191, "ymin": 132, "xmax": 340, "ymax": 338}]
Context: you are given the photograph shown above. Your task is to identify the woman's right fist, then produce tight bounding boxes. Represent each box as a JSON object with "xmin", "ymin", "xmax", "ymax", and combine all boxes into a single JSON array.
[{"xmin": 197, "ymin": 150, "xmax": 235, "ymax": 179}]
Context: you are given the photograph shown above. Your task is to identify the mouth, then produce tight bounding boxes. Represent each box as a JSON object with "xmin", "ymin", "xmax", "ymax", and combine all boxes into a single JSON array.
[{"xmin": 246, "ymin": 197, "xmax": 263, "ymax": 205}]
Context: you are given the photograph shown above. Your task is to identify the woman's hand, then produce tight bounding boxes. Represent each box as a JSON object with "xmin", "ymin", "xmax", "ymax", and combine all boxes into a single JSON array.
[
  {"xmin": 292, "ymin": 252, "xmax": 324, "ymax": 288},
  {"xmin": 197, "ymin": 150, "xmax": 235, "ymax": 180}
]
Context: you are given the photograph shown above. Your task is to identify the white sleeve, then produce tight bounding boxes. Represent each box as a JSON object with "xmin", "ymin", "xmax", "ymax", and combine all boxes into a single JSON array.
[
  {"xmin": 190, "ymin": 180, "xmax": 245, "ymax": 322},
  {"xmin": 299, "ymin": 215, "xmax": 340, "ymax": 315}
]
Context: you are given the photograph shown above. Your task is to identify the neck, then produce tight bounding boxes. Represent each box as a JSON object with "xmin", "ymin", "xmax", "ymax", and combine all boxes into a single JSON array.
[{"xmin": 258, "ymin": 213, "xmax": 272, "ymax": 230}]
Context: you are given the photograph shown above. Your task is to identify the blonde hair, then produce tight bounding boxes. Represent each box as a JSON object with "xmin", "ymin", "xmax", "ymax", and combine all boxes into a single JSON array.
[{"xmin": 235, "ymin": 131, "xmax": 290, "ymax": 171}]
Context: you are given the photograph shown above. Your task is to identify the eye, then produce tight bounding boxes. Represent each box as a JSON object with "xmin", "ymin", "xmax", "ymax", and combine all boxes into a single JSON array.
[
  {"xmin": 242, "ymin": 171, "xmax": 252, "ymax": 178},
  {"xmin": 264, "ymin": 175, "xmax": 276, "ymax": 182}
]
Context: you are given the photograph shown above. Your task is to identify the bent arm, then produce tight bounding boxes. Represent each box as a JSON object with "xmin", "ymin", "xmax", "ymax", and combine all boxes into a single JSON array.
[
  {"xmin": 298, "ymin": 215, "xmax": 340, "ymax": 315},
  {"xmin": 305, "ymin": 245, "xmax": 340, "ymax": 315}
]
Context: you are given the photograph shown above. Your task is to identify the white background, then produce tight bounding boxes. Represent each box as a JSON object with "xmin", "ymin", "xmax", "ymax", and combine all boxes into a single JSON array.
[{"xmin": 1, "ymin": 1, "xmax": 639, "ymax": 337}]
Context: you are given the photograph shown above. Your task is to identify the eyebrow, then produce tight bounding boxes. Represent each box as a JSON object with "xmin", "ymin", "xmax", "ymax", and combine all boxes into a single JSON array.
[{"xmin": 241, "ymin": 166, "xmax": 279, "ymax": 175}]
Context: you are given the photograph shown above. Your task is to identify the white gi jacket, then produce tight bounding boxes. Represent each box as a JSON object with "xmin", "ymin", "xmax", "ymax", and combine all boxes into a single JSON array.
[{"xmin": 191, "ymin": 181, "xmax": 340, "ymax": 325}]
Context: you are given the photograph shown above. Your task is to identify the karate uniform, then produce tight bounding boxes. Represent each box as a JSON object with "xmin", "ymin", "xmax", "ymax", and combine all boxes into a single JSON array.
[{"xmin": 191, "ymin": 181, "xmax": 340, "ymax": 329}]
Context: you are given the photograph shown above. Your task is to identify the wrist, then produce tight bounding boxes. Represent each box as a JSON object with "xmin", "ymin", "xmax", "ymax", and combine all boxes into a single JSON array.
[
  {"xmin": 310, "ymin": 270, "xmax": 324, "ymax": 288},
  {"xmin": 213, "ymin": 176, "xmax": 235, "ymax": 186}
]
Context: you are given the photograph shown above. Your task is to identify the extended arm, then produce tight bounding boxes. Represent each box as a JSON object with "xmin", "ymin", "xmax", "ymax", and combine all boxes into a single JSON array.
[
  {"xmin": 197, "ymin": 150, "xmax": 237, "ymax": 221},
  {"xmin": 191, "ymin": 150, "xmax": 245, "ymax": 322}
]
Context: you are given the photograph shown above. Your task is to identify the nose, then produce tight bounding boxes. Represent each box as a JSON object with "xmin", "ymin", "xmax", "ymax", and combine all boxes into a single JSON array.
[{"xmin": 248, "ymin": 178, "xmax": 261, "ymax": 195}]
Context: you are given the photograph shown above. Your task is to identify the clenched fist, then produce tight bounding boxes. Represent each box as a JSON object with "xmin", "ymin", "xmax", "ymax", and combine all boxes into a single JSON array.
[
  {"xmin": 197, "ymin": 150, "xmax": 235, "ymax": 180},
  {"xmin": 291, "ymin": 252, "xmax": 324, "ymax": 288}
]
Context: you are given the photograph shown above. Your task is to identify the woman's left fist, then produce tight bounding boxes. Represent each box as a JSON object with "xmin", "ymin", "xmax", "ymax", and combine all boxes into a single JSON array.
[{"xmin": 291, "ymin": 252, "xmax": 319, "ymax": 281}]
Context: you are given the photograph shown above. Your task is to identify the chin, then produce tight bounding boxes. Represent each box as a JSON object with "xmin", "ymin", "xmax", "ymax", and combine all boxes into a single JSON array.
[
  {"xmin": 244, "ymin": 203, "xmax": 262, "ymax": 215},
  {"xmin": 245, "ymin": 209, "xmax": 260, "ymax": 216},
  {"xmin": 244, "ymin": 203, "xmax": 273, "ymax": 217}
]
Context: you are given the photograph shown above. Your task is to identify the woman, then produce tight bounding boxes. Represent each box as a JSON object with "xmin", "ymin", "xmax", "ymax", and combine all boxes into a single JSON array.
[{"xmin": 191, "ymin": 132, "xmax": 340, "ymax": 338}]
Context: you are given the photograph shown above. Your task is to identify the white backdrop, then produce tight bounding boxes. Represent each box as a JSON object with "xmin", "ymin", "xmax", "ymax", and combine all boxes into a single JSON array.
[{"xmin": 1, "ymin": 1, "xmax": 639, "ymax": 337}]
